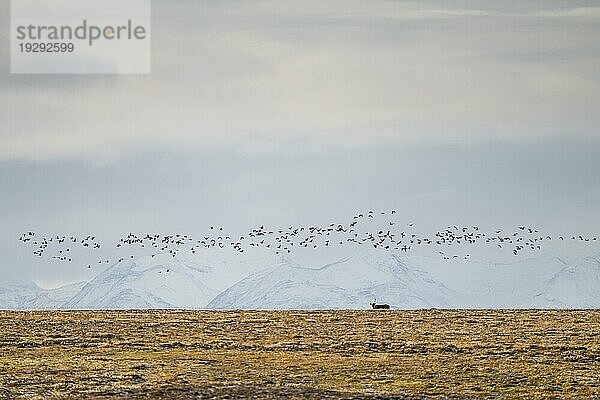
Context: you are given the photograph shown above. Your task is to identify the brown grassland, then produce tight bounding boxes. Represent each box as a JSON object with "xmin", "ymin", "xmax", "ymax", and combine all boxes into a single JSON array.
[{"xmin": 1, "ymin": 310, "xmax": 599, "ymax": 399}]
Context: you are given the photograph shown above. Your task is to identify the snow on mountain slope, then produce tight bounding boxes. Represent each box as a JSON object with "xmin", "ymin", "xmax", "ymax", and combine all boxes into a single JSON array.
[
  {"xmin": 0, "ymin": 281, "xmax": 44, "ymax": 310},
  {"xmin": 207, "ymin": 250, "xmax": 464, "ymax": 310},
  {"xmin": 63, "ymin": 253, "xmax": 219, "ymax": 309},
  {"xmin": 530, "ymin": 254, "xmax": 600, "ymax": 308},
  {"xmin": 4, "ymin": 251, "xmax": 599, "ymax": 310},
  {"xmin": 2, "ymin": 248, "xmax": 277, "ymax": 310},
  {"xmin": 0, "ymin": 281, "xmax": 86, "ymax": 310},
  {"xmin": 406, "ymin": 254, "xmax": 571, "ymax": 308},
  {"xmin": 29, "ymin": 281, "xmax": 88, "ymax": 309}
]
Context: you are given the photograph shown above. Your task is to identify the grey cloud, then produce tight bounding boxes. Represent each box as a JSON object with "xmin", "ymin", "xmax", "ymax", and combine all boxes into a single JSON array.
[{"xmin": 1, "ymin": 1, "xmax": 599, "ymax": 162}]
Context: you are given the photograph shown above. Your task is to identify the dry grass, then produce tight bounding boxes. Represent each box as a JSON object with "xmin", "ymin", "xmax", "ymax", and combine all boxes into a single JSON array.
[{"xmin": 1, "ymin": 310, "xmax": 599, "ymax": 399}]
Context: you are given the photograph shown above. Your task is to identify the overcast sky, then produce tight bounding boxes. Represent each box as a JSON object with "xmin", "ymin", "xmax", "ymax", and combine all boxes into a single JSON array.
[{"xmin": 1, "ymin": 1, "xmax": 599, "ymax": 287}]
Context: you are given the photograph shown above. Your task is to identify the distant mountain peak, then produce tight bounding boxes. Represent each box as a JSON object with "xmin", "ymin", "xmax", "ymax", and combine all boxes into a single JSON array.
[
  {"xmin": 2, "ymin": 252, "xmax": 600, "ymax": 310},
  {"xmin": 208, "ymin": 250, "xmax": 460, "ymax": 310},
  {"xmin": 62, "ymin": 254, "xmax": 218, "ymax": 309}
]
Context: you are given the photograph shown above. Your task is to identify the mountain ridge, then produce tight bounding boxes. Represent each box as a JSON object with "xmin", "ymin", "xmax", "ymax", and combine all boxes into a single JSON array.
[{"xmin": 2, "ymin": 251, "xmax": 600, "ymax": 310}]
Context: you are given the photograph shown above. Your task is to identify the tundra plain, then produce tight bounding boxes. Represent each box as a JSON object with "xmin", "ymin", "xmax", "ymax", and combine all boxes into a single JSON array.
[{"xmin": 1, "ymin": 310, "xmax": 599, "ymax": 399}]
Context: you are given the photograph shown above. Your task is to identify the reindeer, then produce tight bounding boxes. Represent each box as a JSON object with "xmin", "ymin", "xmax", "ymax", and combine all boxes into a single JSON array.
[{"xmin": 370, "ymin": 299, "xmax": 390, "ymax": 310}]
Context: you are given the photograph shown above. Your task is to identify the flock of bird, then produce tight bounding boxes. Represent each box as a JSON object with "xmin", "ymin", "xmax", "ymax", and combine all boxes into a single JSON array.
[
  {"xmin": 18, "ymin": 210, "xmax": 598, "ymax": 268},
  {"xmin": 18, "ymin": 233, "xmax": 101, "ymax": 262}
]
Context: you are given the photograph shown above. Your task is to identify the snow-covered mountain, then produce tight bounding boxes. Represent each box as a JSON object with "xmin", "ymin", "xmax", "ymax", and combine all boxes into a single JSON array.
[
  {"xmin": 529, "ymin": 254, "xmax": 600, "ymax": 308},
  {"xmin": 207, "ymin": 251, "xmax": 464, "ymax": 309},
  {"xmin": 406, "ymin": 254, "xmax": 573, "ymax": 308},
  {"xmin": 208, "ymin": 251, "xmax": 600, "ymax": 309},
  {"xmin": 63, "ymin": 253, "xmax": 219, "ymax": 309},
  {"xmin": 0, "ymin": 280, "xmax": 86, "ymax": 310},
  {"xmin": 2, "ymin": 251, "xmax": 600, "ymax": 310},
  {"xmin": 63, "ymin": 249, "xmax": 275, "ymax": 309}
]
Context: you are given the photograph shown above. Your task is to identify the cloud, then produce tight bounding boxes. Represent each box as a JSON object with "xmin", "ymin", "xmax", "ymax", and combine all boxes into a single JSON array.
[
  {"xmin": 537, "ymin": 7, "xmax": 600, "ymax": 18},
  {"xmin": 1, "ymin": 1, "xmax": 599, "ymax": 163}
]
